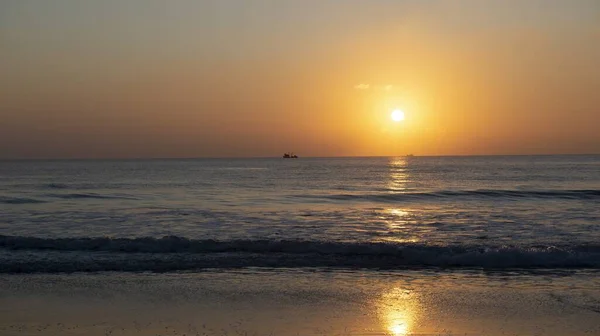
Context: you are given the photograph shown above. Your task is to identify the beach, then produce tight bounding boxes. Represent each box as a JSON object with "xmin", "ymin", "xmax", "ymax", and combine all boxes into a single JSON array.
[
  {"xmin": 1, "ymin": 270, "xmax": 599, "ymax": 336},
  {"xmin": 3, "ymin": 1, "xmax": 600, "ymax": 334},
  {"xmin": 1, "ymin": 156, "xmax": 599, "ymax": 335}
]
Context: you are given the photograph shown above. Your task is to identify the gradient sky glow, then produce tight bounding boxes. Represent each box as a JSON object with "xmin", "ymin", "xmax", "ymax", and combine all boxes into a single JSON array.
[{"xmin": 1, "ymin": 0, "xmax": 599, "ymax": 158}]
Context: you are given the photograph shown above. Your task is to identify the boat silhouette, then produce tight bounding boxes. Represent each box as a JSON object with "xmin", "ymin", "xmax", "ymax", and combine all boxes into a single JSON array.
[{"xmin": 283, "ymin": 153, "xmax": 298, "ymax": 158}]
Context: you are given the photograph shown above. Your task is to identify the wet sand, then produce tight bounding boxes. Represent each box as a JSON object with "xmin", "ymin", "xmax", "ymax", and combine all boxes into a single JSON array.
[{"xmin": 1, "ymin": 270, "xmax": 599, "ymax": 336}]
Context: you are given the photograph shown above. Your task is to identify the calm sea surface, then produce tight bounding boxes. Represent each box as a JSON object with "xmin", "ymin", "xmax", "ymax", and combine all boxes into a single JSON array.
[
  {"xmin": 2, "ymin": 155, "xmax": 600, "ymax": 336},
  {"xmin": 1, "ymin": 155, "xmax": 599, "ymax": 272}
]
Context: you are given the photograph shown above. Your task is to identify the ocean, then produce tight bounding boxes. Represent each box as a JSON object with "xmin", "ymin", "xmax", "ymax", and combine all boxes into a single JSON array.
[{"xmin": 1, "ymin": 156, "xmax": 599, "ymax": 335}]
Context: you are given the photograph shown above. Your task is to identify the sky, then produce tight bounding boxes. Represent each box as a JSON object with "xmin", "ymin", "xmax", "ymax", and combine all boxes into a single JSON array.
[{"xmin": 1, "ymin": 0, "xmax": 599, "ymax": 158}]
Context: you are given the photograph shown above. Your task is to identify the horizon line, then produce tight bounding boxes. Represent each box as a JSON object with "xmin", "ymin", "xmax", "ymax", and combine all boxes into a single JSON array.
[{"xmin": 1, "ymin": 153, "xmax": 599, "ymax": 161}]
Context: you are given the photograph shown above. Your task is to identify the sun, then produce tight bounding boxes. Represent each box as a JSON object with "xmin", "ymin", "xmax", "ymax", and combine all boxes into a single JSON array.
[{"xmin": 391, "ymin": 109, "xmax": 405, "ymax": 122}]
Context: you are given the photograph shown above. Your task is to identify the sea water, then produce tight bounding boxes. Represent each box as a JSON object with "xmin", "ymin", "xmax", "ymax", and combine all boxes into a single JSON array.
[{"xmin": 1, "ymin": 156, "xmax": 599, "ymax": 335}]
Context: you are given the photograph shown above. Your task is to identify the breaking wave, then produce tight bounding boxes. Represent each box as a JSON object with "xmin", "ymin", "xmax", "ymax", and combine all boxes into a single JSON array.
[{"xmin": 1, "ymin": 235, "xmax": 599, "ymax": 273}]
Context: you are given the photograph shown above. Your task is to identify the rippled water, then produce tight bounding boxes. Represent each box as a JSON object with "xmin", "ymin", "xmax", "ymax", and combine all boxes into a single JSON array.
[{"xmin": 1, "ymin": 155, "xmax": 599, "ymax": 272}]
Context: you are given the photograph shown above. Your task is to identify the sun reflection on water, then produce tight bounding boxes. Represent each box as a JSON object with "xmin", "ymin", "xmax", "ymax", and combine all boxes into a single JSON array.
[
  {"xmin": 389, "ymin": 208, "xmax": 409, "ymax": 217},
  {"xmin": 382, "ymin": 157, "xmax": 422, "ymax": 243},
  {"xmin": 384, "ymin": 208, "xmax": 412, "ymax": 237},
  {"xmin": 384, "ymin": 208, "xmax": 420, "ymax": 243},
  {"xmin": 388, "ymin": 157, "xmax": 409, "ymax": 193}
]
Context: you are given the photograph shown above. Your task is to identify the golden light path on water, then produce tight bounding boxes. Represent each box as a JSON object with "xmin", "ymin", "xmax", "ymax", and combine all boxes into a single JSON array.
[
  {"xmin": 377, "ymin": 287, "xmax": 421, "ymax": 336},
  {"xmin": 383, "ymin": 157, "xmax": 420, "ymax": 244},
  {"xmin": 377, "ymin": 158, "xmax": 420, "ymax": 335},
  {"xmin": 388, "ymin": 157, "xmax": 409, "ymax": 193}
]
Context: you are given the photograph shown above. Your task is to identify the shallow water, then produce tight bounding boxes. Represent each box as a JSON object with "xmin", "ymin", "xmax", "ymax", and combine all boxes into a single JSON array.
[{"xmin": 1, "ymin": 156, "xmax": 599, "ymax": 272}]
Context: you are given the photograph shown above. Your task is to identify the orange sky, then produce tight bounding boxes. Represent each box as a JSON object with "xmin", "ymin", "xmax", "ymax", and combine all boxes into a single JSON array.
[{"xmin": 1, "ymin": 1, "xmax": 599, "ymax": 158}]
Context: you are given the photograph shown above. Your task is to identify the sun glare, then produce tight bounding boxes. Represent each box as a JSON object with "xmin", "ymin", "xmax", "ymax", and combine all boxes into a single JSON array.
[
  {"xmin": 391, "ymin": 109, "xmax": 405, "ymax": 122},
  {"xmin": 390, "ymin": 322, "xmax": 409, "ymax": 336}
]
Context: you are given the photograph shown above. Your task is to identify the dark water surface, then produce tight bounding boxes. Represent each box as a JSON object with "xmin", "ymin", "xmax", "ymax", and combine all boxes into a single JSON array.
[{"xmin": 1, "ymin": 155, "xmax": 599, "ymax": 272}]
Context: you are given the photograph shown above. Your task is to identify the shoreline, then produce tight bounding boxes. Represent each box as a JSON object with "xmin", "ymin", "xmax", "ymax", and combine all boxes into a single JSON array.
[{"xmin": 1, "ymin": 269, "xmax": 599, "ymax": 336}]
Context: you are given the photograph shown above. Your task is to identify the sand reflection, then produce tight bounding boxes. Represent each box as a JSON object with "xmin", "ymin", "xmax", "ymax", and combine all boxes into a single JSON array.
[{"xmin": 377, "ymin": 287, "xmax": 420, "ymax": 336}]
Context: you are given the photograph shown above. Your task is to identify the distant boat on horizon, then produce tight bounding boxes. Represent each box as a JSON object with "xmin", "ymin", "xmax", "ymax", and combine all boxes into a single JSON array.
[
  {"xmin": 406, "ymin": 154, "xmax": 414, "ymax": 157},
  {"xmin": 283, "ymin": 153, "xmax": 298, "ymax": 158}
]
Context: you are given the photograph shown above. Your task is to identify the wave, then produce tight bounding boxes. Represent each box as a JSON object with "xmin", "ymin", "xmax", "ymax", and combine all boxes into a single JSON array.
[
  {"xmin": 300, "ymin": 189, "xmax": 600, "ymax": 202},
  {"xmin": 46, "ymin": 183, "xmax": 69, "ymax": 189},
  {"xmin": 1, "ymin": 235, "xmax": 599, "ymax": 273},
  {"xmin": 220, "ymin": 167, "xmax": 269, "ymax": 170},
  {"xmin": 44, "ymin": 193, "xmax": 137, "ymax": 200},
  {"xmin": 1, "ymin": 193, "xmax": 136, "ymax": 204},
  {"xmin": 0, "ymin": 196, "xmax": 46, "ymax": 204}
]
